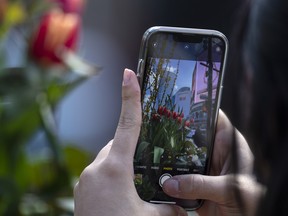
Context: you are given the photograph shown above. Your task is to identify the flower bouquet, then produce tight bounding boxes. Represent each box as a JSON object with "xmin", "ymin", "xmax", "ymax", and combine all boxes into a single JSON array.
[
  {"xmin": 0, "ymin": 0, "xmax": 99, "ymax": 215},
  {"xmin": 135, "ymin": 58, "xmax": 207, "ymax": 168}
]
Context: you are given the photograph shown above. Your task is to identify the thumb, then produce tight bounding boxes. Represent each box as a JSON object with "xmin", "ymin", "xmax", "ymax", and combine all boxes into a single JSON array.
[
  {"xmin": 163, "ymin": 174, "xmax": 234, "ymax": 204},
  {"xmin": 109, "ymin": 69, "xmax": 141, "ymax": 162}
]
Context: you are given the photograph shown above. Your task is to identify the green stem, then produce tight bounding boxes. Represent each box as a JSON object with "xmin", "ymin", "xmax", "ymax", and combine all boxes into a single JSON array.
[{"xmin": 36, "ymin": 92, "xmax": 64, "ymax": 167}]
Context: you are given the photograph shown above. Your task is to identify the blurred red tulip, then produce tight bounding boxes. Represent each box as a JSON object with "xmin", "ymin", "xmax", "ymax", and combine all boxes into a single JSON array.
[
  {"xmin": 172, "ymin": 111, "xmax": 177, "ymax": 119},
  {"xmin": 165, "ymin": 110, "xmax": 171, "ymax": 118},
  {"xmin": 163, "ymin": 107, "xmax": 167, "ymax": 115},
  {"xmin": 0, "ymin": 0, "xmax": 7, "ymax": 23},
  {"xmin": 177, "ymin": 116, "xmax": 182, "ymax": 124},
  {"xmin": 157, "ymin": 106, "xmax": 164, "ymax": 115},
  {"xmin": 53, "ymin": 0, "xmax": 85, "ymax": 13},
  {"xmin": 30, "ymin": 10, "xmax": 80, "ymax": 66},
  {"xmin": 152, "ymin": 113, "xmax": 160, "ymax": 121}
]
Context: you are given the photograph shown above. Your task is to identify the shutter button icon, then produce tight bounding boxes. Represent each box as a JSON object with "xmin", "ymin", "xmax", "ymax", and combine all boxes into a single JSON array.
[{"xmin": 159, "ymin": 173, "xmax": 172, "ymax": 187}]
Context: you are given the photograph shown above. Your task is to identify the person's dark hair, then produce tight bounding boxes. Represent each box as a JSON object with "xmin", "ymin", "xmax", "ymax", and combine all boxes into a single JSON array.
[{"xmin": 229, "ymin": 0, "xmax": 288, "ymax": 215}]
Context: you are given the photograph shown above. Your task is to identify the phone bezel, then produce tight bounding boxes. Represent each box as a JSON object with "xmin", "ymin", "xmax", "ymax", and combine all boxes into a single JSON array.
[{"xmin": 135, "ymin": 26, "xmax": 228, "ymax": 210}]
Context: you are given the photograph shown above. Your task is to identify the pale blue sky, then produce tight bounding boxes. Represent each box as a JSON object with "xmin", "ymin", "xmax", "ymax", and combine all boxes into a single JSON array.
[{"xmin": 167, "ymin": 59, "xmax": 196, "ymax": 95}]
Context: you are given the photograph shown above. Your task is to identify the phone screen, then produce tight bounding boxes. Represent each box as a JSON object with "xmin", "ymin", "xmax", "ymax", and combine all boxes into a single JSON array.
[{"xmin": 134, "ymin": 29, "xmax": 227, "ymax": 209}]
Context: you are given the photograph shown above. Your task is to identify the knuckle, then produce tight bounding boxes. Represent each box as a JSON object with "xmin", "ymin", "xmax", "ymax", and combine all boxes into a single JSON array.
[
  {"xmin": 118, "ymin": 114, "xmax": 141, "ymax": 130},
  {"xmin": 78, "ymin": 166, "xmax": 96, "ymax": 184},
  {"xmin": 100, "ymin": 157, "xmax": 127, "ymax": 178},
  {"xmin": 191, "ymin": 174, "xmax": 204, "ymax": 193},
  {"xmin": 75, "ymin": 160, "xmax": 122, "ymax": 190},
  {"xmin": 122, "ymin": 86, "xmax": 141, "ymax": 101},
  {"xmin": 180, "ymin": 175, "xmax": 204, "ymax": 199}
]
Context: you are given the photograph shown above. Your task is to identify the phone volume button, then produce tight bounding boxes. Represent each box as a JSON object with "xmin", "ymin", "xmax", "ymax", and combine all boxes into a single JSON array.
[
  {"xmin": 137, "ymin": 59, "xmax": 143, "ymax": 73},
  {"xmin": 218, "ymin": 85, "xmax": 223, "ymax": 103},
  {"xmin": 137, "ymin": 59, "xmax": 144, "ymax": 84}
]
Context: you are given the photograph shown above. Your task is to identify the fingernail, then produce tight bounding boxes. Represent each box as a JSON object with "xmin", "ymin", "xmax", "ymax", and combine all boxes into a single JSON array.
[
  {"xmin": 123, "ymin": 68, "xmax": 132, "ymax": 86},
  {"xmin": 163, "ymin": 179, "xmax": 180, "ymax": 194}
]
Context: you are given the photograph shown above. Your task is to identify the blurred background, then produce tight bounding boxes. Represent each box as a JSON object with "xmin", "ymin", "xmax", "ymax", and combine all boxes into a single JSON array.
[
  {"xmin": 58, "ymin": 0, "xmax": 242, "ymax": 153},
  {"xmin": 1, "ymin": 0, "xmax": 242, "ymax": 215}
]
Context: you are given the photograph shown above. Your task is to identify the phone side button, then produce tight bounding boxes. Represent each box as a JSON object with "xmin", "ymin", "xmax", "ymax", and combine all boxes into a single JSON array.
[
  {"xmin": 159, "ymin": 173, "xmax": 172, "ymax": 187},
  {"xmin": 137, "ymin": 59, "xmax": 143, "ymax": 75},
  {"xmin": 136, "ymin": 59, "xmax": 143, "ymax": 84}
]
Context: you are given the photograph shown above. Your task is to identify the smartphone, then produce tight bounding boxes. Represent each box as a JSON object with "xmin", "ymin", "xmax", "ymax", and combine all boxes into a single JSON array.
[{"xmin": 134, "ymin": 26, "xmax": 228, "ymax": 210}]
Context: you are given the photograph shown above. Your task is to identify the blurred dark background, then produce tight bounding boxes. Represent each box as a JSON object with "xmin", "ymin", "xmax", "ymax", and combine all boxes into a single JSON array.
[{"xmin": 57, "ymin": 0, "xmax": 242, "ymax": 153}]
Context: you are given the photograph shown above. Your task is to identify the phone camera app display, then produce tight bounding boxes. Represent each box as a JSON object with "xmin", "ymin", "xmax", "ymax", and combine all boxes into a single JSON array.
[
  {"xmin": 152, "ymin": 42, "xmax": 158, "ymax": 48},
  {"xmin": 134, "ymin": 31, "xmax": 226, "ymax": 208}
]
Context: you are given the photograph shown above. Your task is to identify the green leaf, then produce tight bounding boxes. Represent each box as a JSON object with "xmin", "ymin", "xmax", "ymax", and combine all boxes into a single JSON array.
[
  {"xmin": 28, "ymin": 160, "xmax": 59, "ymax": 192},
  {"xmin": 63, "ymin": 146, "xmax": 92, "ymax": 177},
  {"xmin": 153, "ymin": 146, "xmax": 164, "ymax": 163},
  {"xmin": 0, "ymin": 177, "xmax": 20, "ymax": 215},
  {"xmin": 0, "ymin": 148, "xmax": 30, "ymax": 216},
  {"xmin": 46, "ymin": 78, "xmax": 85, "ymax": 108},
  {"xmin": 135, "ymin": 141, "xmax": 150, "ymax": 162},
  {"xmin": 0, "ymin": 144, "xmax": 9, "ymax": 175},
  {"xmin": 25, "ymin": 0, "xmax": 54, "ymax": 18},
  {"xmin": 1, "ymin": 103, "xmax": 41, "ymax": 145},
  {"xmin": 0, "ymin": 67, "xmax": 29, "ymax": 96},
  {"xmin": 27, "ymin": 154, "xmax": 71, "ymax": 197}
]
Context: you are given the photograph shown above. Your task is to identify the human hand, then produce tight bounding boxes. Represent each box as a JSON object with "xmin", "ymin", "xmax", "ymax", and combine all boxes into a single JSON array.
[
  {"xmin": 74, "ymin": 69, "xmax": 187, "ymax": 216},
  {"xmin": 163, "ymin": 110, "xmax": 265, "ymax": 216}
]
